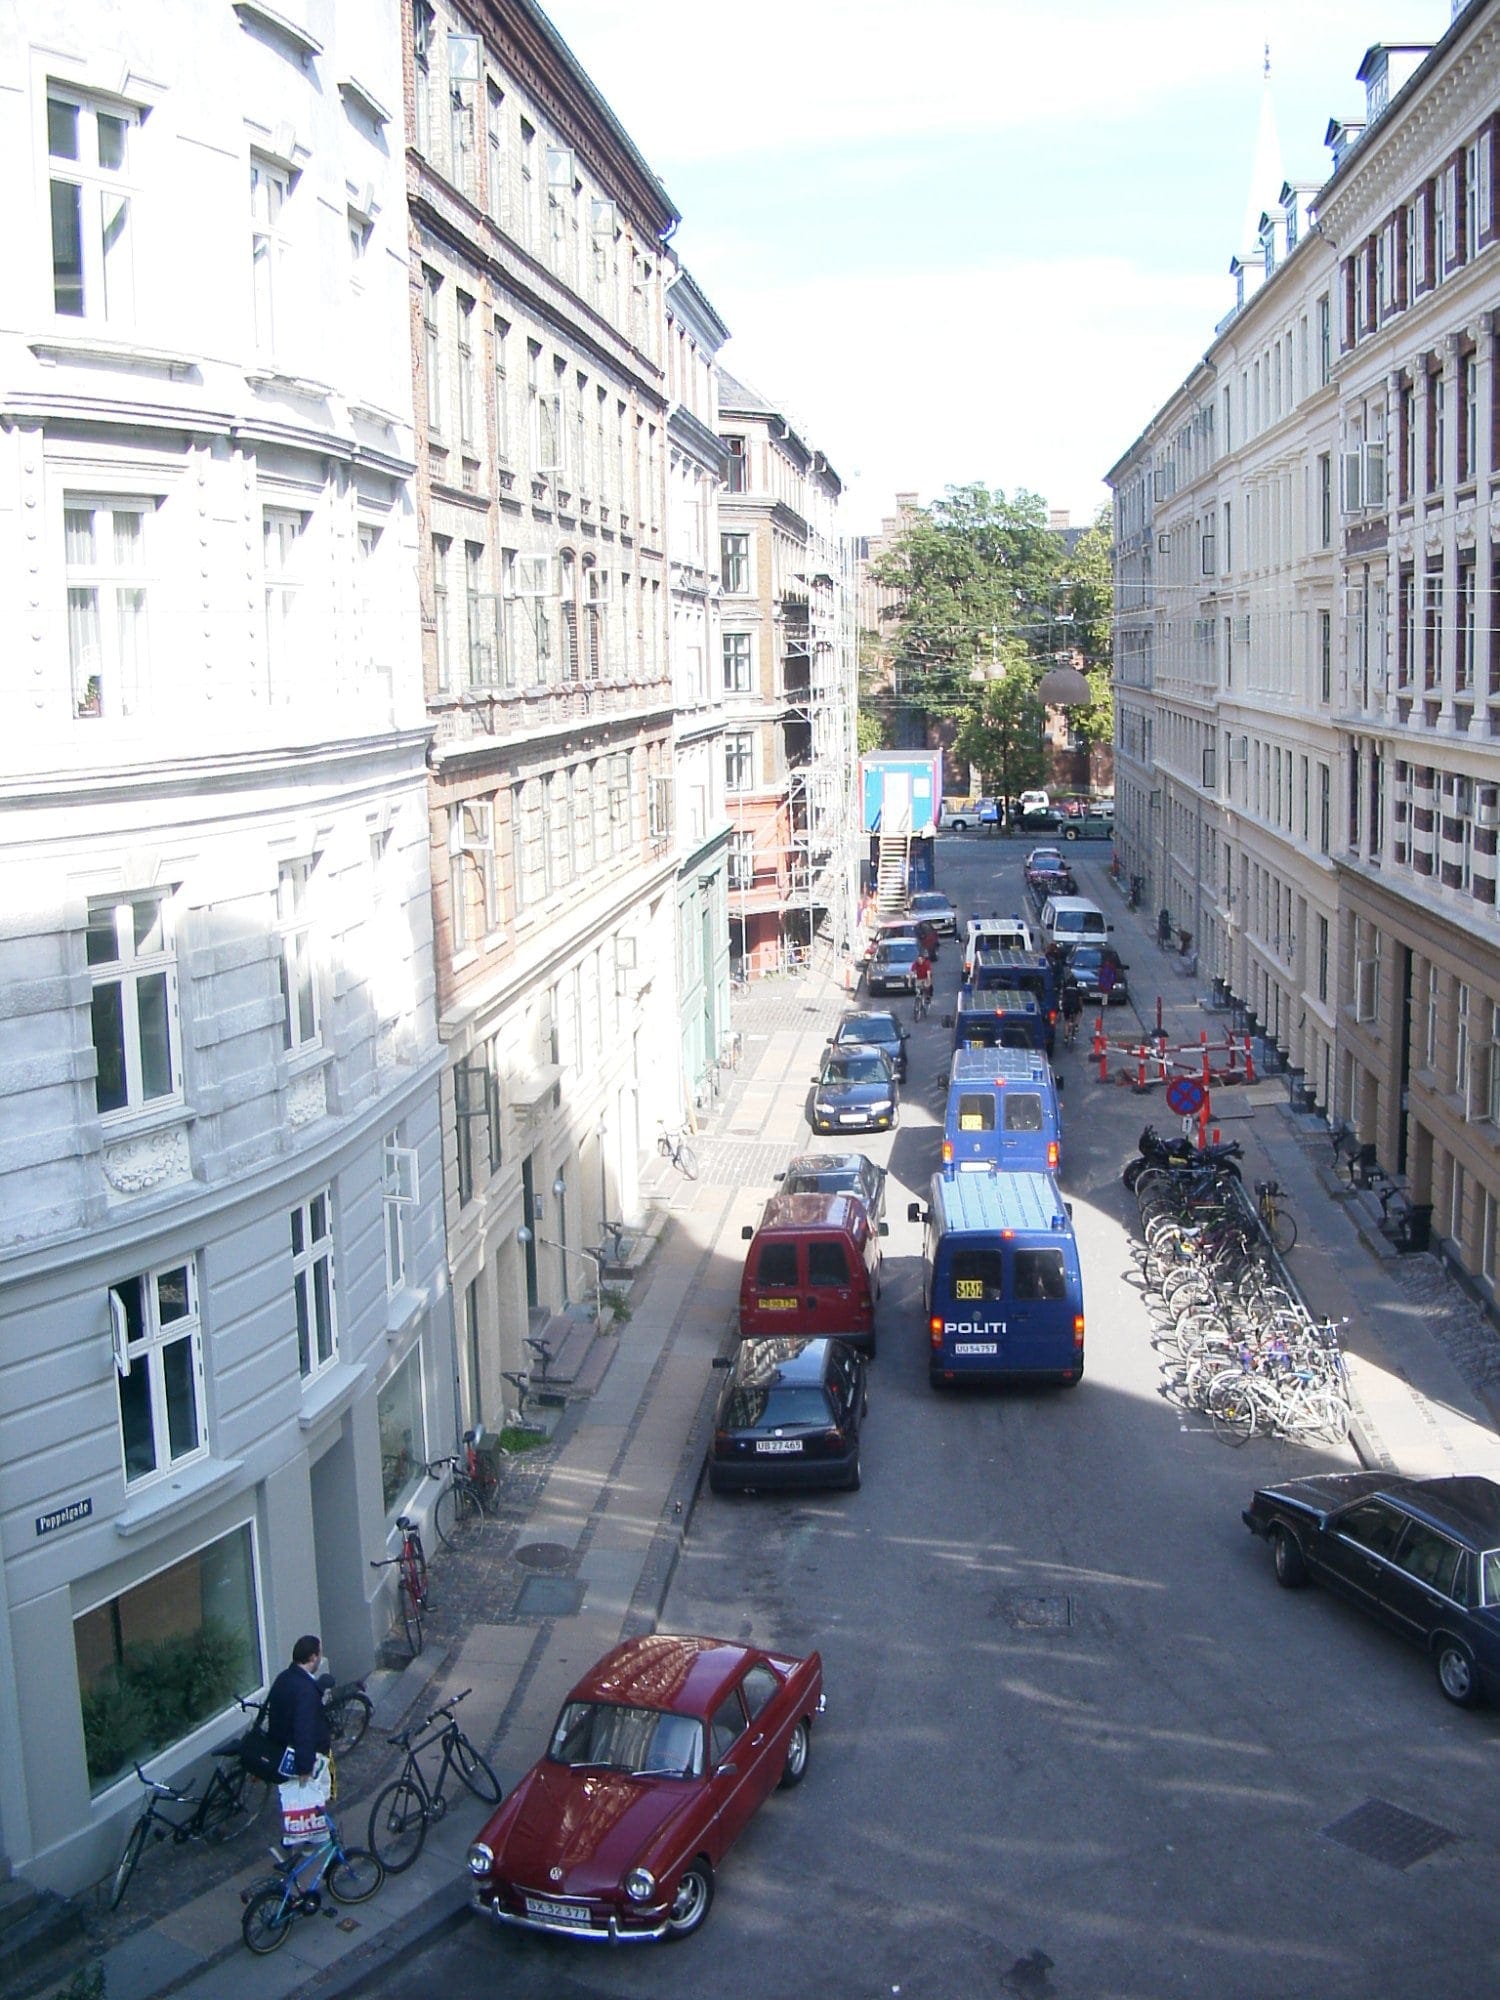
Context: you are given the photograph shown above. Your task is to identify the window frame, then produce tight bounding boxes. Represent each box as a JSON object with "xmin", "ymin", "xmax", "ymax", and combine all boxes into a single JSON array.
[
  {"xmin": 290, "ymin": 1189, "xmax": 339, "ymax": 1383},
  {"xmin": 109, "ymin": 1258, "xmax": 207, "ymax": 1488},
  {"xmin": 48, "ymin": 86, "xmax": 138, "ymax": 324},
  {"xmin": 65, "ymin": 494, "xmax": 151, "ymax": 721},
  {"xmin": 277, "ymin": 857, "xmax": 322, "ymax": 1056},
  {"xmin": 87, "ymin": 889, "xmax": 182, "ymax": 1120}
]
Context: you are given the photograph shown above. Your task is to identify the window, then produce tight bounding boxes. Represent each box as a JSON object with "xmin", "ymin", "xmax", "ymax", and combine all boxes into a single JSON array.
[
  {"xmin": 263, "ymin": 508, "xmax": 306, "ymax": 699},
  {"xmin": 412, "ymin": 1, "xmax": 434, "ymax": 154},
  {"xmin": 1317, "ymin": 294, "xmax": 1331, "ymax": 384},
  {"xmin": 382, "ymin": 1133, "xmax": 419, "ymax": 1292},
  {"xmin": 1317, "ymin": 454, "xmax": 1332, "ymax": 548},
  {"xmin": 722, "ymin": 631, "xmax": 753, "ymax": 694},
  {"xmin": 724, "ymin": 435, "xmax": 747, "ymax": 492},
  {"xmin": 727, "ymin": 829, "xmax": 756, "ymax": 889},
  {"xmin": 250, "ymin": 155, "xmax": 290, "ymax": 356},
  {"xmin": 1489, "ymin": 1003, "xmax": 1500, "ymax": 1125},
  {"xmin": 493, "ymin": 316, "xmax": 510, "ymax": 463},
  {"xmin": 546, "ymin": 770, "xmax": 571, "ymax": 890},
  {"xmin": 1318, "ymin": 763, "xmax": 1331, "ymax": 854},
  {"xmin": 423, "ymin": 268, "xmax": 443, "ymax": 432},
  {"xmin": 1317, "ymin": 914, "xmax": 1329, "ymax": 1003},
  {"xmin": 709, "ymin": 1691, "xmax": 748, "ymax": 1766},
  {"xmin": 1428, "ymin": 368, "xmax": 1445, "ymax": 492},
  {"xmin": 453, "ymin": 1047, "xmax": 500, "ymax": 1205},
  {"xmin": 457, "ymin": 293, "xmax": 476, "ymax": 448},
  {"xmin": 1451, "ymin": 1159, "xmax": 1466, "ymax": 1248},
  {"xmin": 1456, "ymin": 981, "xmax": 1471, "ymax": 1098},
  {"xmin": 648, "ymin": 772, "xmax": 673, "ymax": 841},
  {"xmin": 377, "ymin": 1342, "xmax": 426, "ymax": 1516},
  {"xmin": 1355, "ymin": 939, "xmax": 1379, "ymax": 1024},
  {"xmin": 1319, "ymin": 609, "xmax": 1332, "ymax": 703},
  {"xmin": 1337, "ymin": 1500, "xmax": 1406, "ymax": 1558},
  {"xmin": 950, "ymin": 1249, "xmax": 1004, "ymax": 1300},
  {"xmin": 721, "ymin": 532, "xmax": 750, "ymax": 593},
  {"xmin": 449, "ymin": 796, "xmax": 499, "ymax": 952},
  {"xmin": 1013, "ymin": 1248, "xmax": 1067, "ymax": 1300},
  {"xmin": 65, "ymin": 498, "xmax": 148, "ymax": 719},
  {"xmin": 290, "ymin": 1190, "xmax": 337, "ymax": 1381},
  {"xmin": 464, "ymin": 541, "xmax": 492, "ymax": 685},
  {"xmin": 1458, "ymin": 555, "xmax": 1477, "ymax": 692},
  {"xmin": 88, "ymin": 890, "xmax": 180, "ymax": 1117},
  {"xmin": 485, "ymin": 82, "xmax": 506, "ymax": 223},
  {"xmin": 725, "ymin": 731, "xmax": 753, "ymax": 793},
  {"xmin": 277, "ymin": 857, "xmax": 321, "ymax": 1053},
  {"xmin": 432, "ymin": 533, "xmax": 452, "ymax": 689},
  {"xmin": 110, "ymin": 1260, "xmax": 205, "ymax": 1486},
  {"xmin": 448, "ymin": 34, "xmax": 479, "ymax": 194},
  {"xmin": 48, "ymin": 89, "xmax": 136, "ymax": 322},
  {"xmin": 807, "ymin": 1241, "xmax": 850, "ymax": 1287},
  {"xmin": 74, "ymin": 1525, "xmax": 261, "ymax": 1794},
  {"xmin": 607, "ymin": 754, "xmax": 630, "ymax": 853},
  {"xmin": 1459, "ymin": 350, "xmax": 1478, "ymax": 484}
]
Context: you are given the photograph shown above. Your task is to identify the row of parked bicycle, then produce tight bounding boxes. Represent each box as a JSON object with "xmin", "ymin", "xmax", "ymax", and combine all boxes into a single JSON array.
[{"xmin": 1122, "ymin": 1127, "xmax": 1353, "ymax": 1447}]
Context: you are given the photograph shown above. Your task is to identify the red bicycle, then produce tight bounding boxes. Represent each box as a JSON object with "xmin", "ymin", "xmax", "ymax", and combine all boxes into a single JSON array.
[{"xmin": 370, "ymin": 1516, "xmax": 428, "ymax": 1654}]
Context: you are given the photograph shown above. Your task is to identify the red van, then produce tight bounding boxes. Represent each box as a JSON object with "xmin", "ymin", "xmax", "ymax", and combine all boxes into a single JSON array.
[{"xmin": 738, "ymin": 1192, "xmax": 885, "ymax": 1356}]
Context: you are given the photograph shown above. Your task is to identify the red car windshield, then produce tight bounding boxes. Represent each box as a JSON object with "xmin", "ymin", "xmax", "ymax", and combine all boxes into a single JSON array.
[{"xmin": 549, "ymin": 1701, "xmax": 704, "ymax": 1778}]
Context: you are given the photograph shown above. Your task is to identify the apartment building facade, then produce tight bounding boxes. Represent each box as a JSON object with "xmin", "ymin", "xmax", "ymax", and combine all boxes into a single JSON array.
[
  {"xmin": 720, "ymin": 373, "xmax": 857, "ymax": 977},
  {"xmin": 1108, "ymin": 0, "xmax": 1500, "ymax": 1301},
  {"xmin": 0, "ymin": 0, "xmax": 447, "ymax": 1891},
  {"xmin": 404, "ymin": 0, "xmax": 690, "ymax": 1424}
]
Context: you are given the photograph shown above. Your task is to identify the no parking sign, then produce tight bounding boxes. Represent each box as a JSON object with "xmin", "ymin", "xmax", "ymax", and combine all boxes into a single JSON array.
[{"xmin": 1164, "ymin": 1075, "xmax": 1205, "ymax": 1117}]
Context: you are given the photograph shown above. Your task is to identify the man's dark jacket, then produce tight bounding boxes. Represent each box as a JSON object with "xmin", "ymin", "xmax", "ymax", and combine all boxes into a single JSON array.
[{"xmin": 265, "ymin": 1664, "xmax": 331, "ymax": 1777}]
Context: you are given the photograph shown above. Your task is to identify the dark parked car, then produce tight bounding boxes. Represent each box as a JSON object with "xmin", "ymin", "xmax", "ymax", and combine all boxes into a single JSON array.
[
  {"xmin": 809, "ymin": 1047, "xmax": 898, "ymax": 1133},
  {"xmin": 467, "ymin": 1634, "xmax": 824, "ymax": 1940},
  {"xmin": 829, "ymin": 1010, "xmax": 907, "ymax": 1080},
  {"xmin": 1011, "ymin": 806, "xmax": 1066, "ymax": 835},
  {"xmin": 866, "ymin": 938, "xmax": 921, "ymax": 996},
  {"xmin": 1061, "ymin": 943, "xmax": 1130, "ymax": 1004},
  {"xmin": 1024, "ymin": 861, "xmax": 1076, "ymax": 906},
  {"xmin": 907, "ymin": 890, "xmax": 957, "ymax": 936},
  {"xmin": 863, "ymin": 917, "xmax": 939, "ymax": 962},
  {"xmin": 776, "ymin": 1150, "xmax": 886, "ymax": 1227},
  {"xmin": 708, "ymin": 1336, "xmax": 867, "ymax": 1493},
  {"xmin": 1243, "ymin": 1471, "xmax": 1500, "ymax": 1706}
]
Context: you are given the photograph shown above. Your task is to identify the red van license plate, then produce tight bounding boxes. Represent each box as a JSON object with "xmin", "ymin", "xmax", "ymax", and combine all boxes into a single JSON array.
[{"xmin": 758, "ymin": 1296, "xmax": 798, "ymax": 1310}]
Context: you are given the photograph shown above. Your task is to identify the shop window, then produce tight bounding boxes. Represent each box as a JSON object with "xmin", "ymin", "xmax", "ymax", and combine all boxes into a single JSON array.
[{"xmin": 378, "ymin": 1343, "xmax": 426, "ymax": 1515}]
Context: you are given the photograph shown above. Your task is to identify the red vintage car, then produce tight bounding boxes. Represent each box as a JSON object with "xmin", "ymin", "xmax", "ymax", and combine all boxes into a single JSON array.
[{"xmin": 467, "ymin": 1633, "xmax": 824, "ymax": 1943}]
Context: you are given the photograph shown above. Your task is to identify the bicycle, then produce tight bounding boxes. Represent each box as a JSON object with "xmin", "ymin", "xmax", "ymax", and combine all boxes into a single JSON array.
[
  {"xmin": 240, "ymin": 1809, "xmax": 384, "ymax": 1953},
  {"xmin": 1255, "ymin": 1179, "xmax": 1297, "ymax": 1255},
  {"xmin": 913, "ymin": 978, "xmax": 933, "ymax": 1022},
  {"xmin": 430, "ymin": 1428, "xmax": 500, "ymax": 1553},
  {"xmin": 1061, "ymin": 1000, "xmax": 1082, "ymax": 1048},
  {"xmin": 370, "ymin": 1515, "xmax": 428, "ymax": 1655},
  {"xmin": 320, "ymin": 1674, "xmax": 374, "ymax": 1755},
  {"xmin": 657, "ymin": 1123, "xmax": 699, "ymax": 1179},
  {"xmin": 598, "ymin": 1218, "xmax": 635, "ymax": 1270},
  {"xmin": 109, "ymin": 1696, "xmax": 272, "ymax": 1909},
  {"xmin": 366, "ymin": 1688, "xmax": 503, "ymax": 1873}
]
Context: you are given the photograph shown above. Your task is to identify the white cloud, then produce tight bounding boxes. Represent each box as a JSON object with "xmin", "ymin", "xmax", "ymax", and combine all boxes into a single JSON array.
[{"xmin": 713, "ymin": 257, "xmax": 1224, "ymax": 529}]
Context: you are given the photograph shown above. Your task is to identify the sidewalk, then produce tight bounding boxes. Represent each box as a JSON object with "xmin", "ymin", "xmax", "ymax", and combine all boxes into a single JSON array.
[
  {"xmin": 51, "ymin": 928, "xmax": 1500, "ymax": 2000},
  {"xmin": 1096, "ymin": 872, "xmax": 1500, "ymax": 1483},
  {"xmin": 64, "ymin": 962, "xmax": 854, "ymax": 2000}
]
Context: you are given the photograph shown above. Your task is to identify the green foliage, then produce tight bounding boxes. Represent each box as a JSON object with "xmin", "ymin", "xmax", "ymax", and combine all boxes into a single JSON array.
[
  {"xmin": 497, "ymin": 1425, "xmax": 547, "ymax": 1453},
  {"xmin": 599, "ymin": 1284, "xmax": 633, "ymax": 1325},
  {"xmin": 953, "ymin": 660, "xmax": 1047, "ymax": 801},
  {"xmin": 869, "ymin": 484, "xmax": 1065, "ymax": 721},
  {"xmin": 855, "ymin": 706, "xmax": 886, "ymax": 755},
  {"xmin": 1054, "ymin": 504, "xmax": 1114, "ymax": 748},
  {"xmin": 80, "ymin": 1619, "xmax": 249, "ymax": 1791}
]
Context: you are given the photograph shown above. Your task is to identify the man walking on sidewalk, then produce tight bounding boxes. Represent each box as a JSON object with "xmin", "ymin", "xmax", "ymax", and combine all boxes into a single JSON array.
[{"xmin": 266, "ymin": 1634, "xmax": 330, "ymax": 1779}]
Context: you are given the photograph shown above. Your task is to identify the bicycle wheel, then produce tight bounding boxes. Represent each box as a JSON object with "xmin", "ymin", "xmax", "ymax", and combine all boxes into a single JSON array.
[
  {"xmin": 367, "ymin": 1777, "xmax": 428, "ymax": 1873},
  {"xmin": 1206, "ymin": 1372, "xmax": 1257, "ymax": 1444},
  {"xmin": 451, "ymin": 1733, "xmax": 503, "ymax": 1804},
  {"xmin": 674, "ymin": 1141, "xmax": 699, "ymax": 1180},
  {"xmin": 327, "ymin": 1692, "xmax": 373, "ymax": 1756},
  {"xmin": 406, "ymin": 1536, "xmax": 430, "ymax": 1606},
  {"xmin": 326, "ymin": 1846, "xmax": 385, "ymax": 1904},
  {"xmin": 400, "ymin": 1587, "xmax": 423, "ymax": 1656},
  {"xmin": 109, "ymin": 1814, "xmax": 151, "ymax": 1910},
  {"xmin": 1265, "ymin": 1205, "xmax": 1298, "ymax": 1255},
  {"xmin": 241, "ymin": 1886, "xmax": 294, "ymax": 1954},
  {"xmin": 434, "ymin": 1480, "xmax": 485, "ymax": 1554}
]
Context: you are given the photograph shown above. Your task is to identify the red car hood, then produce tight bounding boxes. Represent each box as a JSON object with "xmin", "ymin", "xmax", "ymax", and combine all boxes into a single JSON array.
[{"xmin": 484, "ymin": 1761, "xmax": 699, "ymax": 1896}]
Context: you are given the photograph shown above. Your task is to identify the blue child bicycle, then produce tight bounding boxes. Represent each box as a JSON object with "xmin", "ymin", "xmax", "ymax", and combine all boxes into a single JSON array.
[{"xmin": 240, "ymin": 1809, "xmax": 384, "ymax": 1952}]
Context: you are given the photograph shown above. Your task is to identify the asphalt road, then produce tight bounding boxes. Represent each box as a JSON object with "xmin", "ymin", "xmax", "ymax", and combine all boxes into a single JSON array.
[{"xmin": 369, "ymin": 834, "xmax": 1500, "ymax": 2000}]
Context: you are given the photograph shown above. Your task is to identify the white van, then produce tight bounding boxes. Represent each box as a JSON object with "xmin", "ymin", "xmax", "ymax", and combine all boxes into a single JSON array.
[{"xmin": 1039, "ymin": 894, "xmax": 1110, "ymax": 952}]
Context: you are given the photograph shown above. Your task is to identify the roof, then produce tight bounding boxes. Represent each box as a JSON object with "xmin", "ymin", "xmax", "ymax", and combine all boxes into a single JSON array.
[
  {"xmin": 950, "ymin": 1048, "xmax": 1049, "ymax": 1084},
  {"xmin": 576, "ymin": 1634, "xmax": 755, "ymax": 1716},
  {"xmin": 782, "ymin": 1151, "xmax": 874, "ymax": 1176},
  {"xmin": 730, "ymin": 1334, "xmax": 835, "ymax": 1388},
  {"xmin": 1391, "ymin": 1475, "xmax": 1500, "ymax": 1546},
  {"xmin": 931, "ymin": 1170, "xmax": 1069, "ymax": 1236},
  {"xmin": 756, "ymin": 1191, "xmax": 866, "ymax": 1235},
  {"xmin": 962, "ymin": 985, "xmax": 1039, "ymax": 1013}
]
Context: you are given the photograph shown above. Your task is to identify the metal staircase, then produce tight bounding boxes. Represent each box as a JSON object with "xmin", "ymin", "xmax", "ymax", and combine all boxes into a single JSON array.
[{"xmin": 875, "ymin": 834, "xmax": 909, "ymax": 913}]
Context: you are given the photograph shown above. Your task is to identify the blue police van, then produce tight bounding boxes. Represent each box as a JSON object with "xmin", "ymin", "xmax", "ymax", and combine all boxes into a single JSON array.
[
  {"xmin": 961, "ymin": 948, "xmax": 1057, "ymax": 1052},
  {"xmin": 942, "ymin": 1047, "xmax": 1062, "ymax": 1174},
  {"xmin": 907, "ymin": 1171, "xmax": 1084, "ymax": 1388},
  {"xmin": 950, "ymin": 984, "xmax": 1047, "ymax": 1058}
]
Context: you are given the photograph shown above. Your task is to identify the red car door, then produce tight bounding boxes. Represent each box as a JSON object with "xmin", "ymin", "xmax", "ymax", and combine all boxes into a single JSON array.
[{"xmin": 704, "ymin": 1688, "xmax": 761, "ymax": 1851}]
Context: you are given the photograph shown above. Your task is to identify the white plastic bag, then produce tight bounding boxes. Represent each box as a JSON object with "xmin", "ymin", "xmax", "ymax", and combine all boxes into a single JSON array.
[{"xmin": 278, "ymin": 1753, "xmax": 332, "ymax": 1845}]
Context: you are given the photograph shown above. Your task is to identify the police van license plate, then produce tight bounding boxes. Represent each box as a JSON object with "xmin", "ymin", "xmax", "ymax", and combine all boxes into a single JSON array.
[{"xmin": 954, "ymin": 1341, "xmax": 998, "ymax": 1355}]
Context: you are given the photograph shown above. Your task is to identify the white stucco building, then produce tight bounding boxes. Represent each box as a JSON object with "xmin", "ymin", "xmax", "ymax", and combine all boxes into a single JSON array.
[{"xmin": 0, "ymin": 0, "xmax": 448, "ymax": 1891}]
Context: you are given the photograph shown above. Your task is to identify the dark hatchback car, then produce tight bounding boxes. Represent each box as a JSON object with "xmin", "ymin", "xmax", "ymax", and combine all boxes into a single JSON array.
[
  {"xmin": 708, "ymin": 1336, "xmax": 867, "ymax": 1493},
  {"xmin": 829, "ymin": 1010, "xmax": 907, "ymax": 1081},
  {"xmin": 1061, "ymin": 943, "xmax": 1130, "ymax": 1004},
  {"xmin": 1244, "ymin": 1471, "xmax": 1500, "ymax": 1706},
  {"xmin": 809, "ymin": 1047, "xmax": 898, "ymax": 1133},
  {"xmin": 775, "ymin": 1151, "xmax": 886, "ymax": 1228}
]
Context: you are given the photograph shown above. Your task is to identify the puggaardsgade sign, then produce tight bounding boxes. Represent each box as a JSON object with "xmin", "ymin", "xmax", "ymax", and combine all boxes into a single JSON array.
[{"xmin": 36, "ymin": 1497, "xmax": 93, "ymax": 1537}]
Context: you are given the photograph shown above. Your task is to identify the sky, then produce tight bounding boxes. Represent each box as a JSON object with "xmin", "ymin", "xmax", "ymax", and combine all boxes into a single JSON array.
[{"xmin": 537, "ymin": 0, "xmax": 1456, "ymax": 536}]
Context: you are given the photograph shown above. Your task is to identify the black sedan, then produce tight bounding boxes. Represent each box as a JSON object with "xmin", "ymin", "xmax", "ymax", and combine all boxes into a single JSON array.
[
  {"xmin": 775, "ymin": 1151, "xmax": 886, "ymax": 1228},
  {"xmin": 707, "ymin": 1336, "xmax": 867, "ymax": 1493},
  {"xmin": 1061, "ymin": 944, "xmax": 1130, "ymax": 1004},
  {"xmin": 809, "ymin": 1048, "xmax": 898, "ymax": 1133},
  {"xmin": 1243, "ymin": 1471, "xmax": 1500, "ymax": 1706},
  {"xmin": 829, "ymin": 1010, "xmax": 907, "ymax": 1080},
  {"xmin": 1011, "ymin": 806, "xmax": 1066, "ymax": 835}
]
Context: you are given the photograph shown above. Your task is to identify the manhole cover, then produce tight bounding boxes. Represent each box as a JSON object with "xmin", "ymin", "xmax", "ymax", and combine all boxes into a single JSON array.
[
  {"xmin": 515, "ymin": 1575, "xmax": 584, "ymax": 1618},
  {"xmin": 997, "ymin": 1592, "xmax": 1073, "ymax": 1630},
  {"xmin": 1322, "ymin": 1798, "xmax": 1458, "ymax": 1870},
  {"xmin": 515, "ymin": 1542, "xmax": 573, "ymax": 1570}
]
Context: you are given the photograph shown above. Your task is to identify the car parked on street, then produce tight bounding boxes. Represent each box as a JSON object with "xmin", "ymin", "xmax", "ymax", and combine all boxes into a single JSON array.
[
  {"xmin": 866, "ymin": 937, "xmax": 922, "ymax": 995},
  {"xmin": 907, "ymin": 889, "xmax": 957, "ymax": 936},
  {"xmin": 775, "ymin": 1150, "xmax": 886, "ymax": 1228},
  {"xmin": 828, "ymin": 1011, "xmax": 907, "ymax": 1081},
  {"xmin": 810, "ymin": 1046, "xmax": 898, "ymax": 1132},
  {"xmin": 1062, "ymin": 808, "xmax": 1115, "ymax": 841},
  {"xmin": 466, "ymin": 1633, "xmax": 824, "ymax": 1940},
  {"xmin": 1243, "ymin": 1471, "xmax": 1500, "ymax": 1707},
  {"xmin": 862, "ymin": 918, "xmax": 939, "ymax": 964},
  {"xmin": 707, "ymin": 1335, "xmax": 867, "ymax": 1493},
  {"xmin": 943, "ymin": 798, "xmax": 979, "ymax": 830},
  {"xmin": 1060, "ymin": 943, "xmax": 1130, "ymax": 1004},
  {"xmin": 1011, "ymin": 805, "xmax": 1066, "ymax": 835}
]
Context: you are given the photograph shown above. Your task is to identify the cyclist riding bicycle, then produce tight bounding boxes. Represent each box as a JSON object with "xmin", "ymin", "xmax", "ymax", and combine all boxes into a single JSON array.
[
  {"xmin": 1060, "ymin": 978, "xmax": 1083, "ymax": 1045},
  {"xmin": 912, "ymin": 951, "xmax": 934, "ymax": 1016}
]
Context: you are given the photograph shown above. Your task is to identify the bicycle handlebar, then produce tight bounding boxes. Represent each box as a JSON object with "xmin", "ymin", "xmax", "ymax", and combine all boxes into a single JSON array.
[
  {"xmin": 134, "ymin": 1761, "xmax": 192, "ymax": 1801},
  {"xmin": 384, "ymin": 1685, "xmax": 473, "ymax": 1748}
]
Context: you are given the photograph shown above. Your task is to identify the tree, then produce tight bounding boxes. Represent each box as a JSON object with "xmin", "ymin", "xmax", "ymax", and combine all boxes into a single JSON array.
[
  {"xmin": 1052, "ymin": 504, "xmax": 1114, "ymax": 749},
  {"xmin": 952, "ymin": 648, "xmax": 1046, "ymax": 806},
  {"xmin": 869, "ymin": 485, "xmax": 1064, "ymax": 722}
]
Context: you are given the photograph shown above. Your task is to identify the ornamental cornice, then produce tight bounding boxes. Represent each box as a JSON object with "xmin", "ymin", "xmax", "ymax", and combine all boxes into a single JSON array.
[{"xmin": 1320, "ymin": 20, "xmax": 1499, "ymax": 239}]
